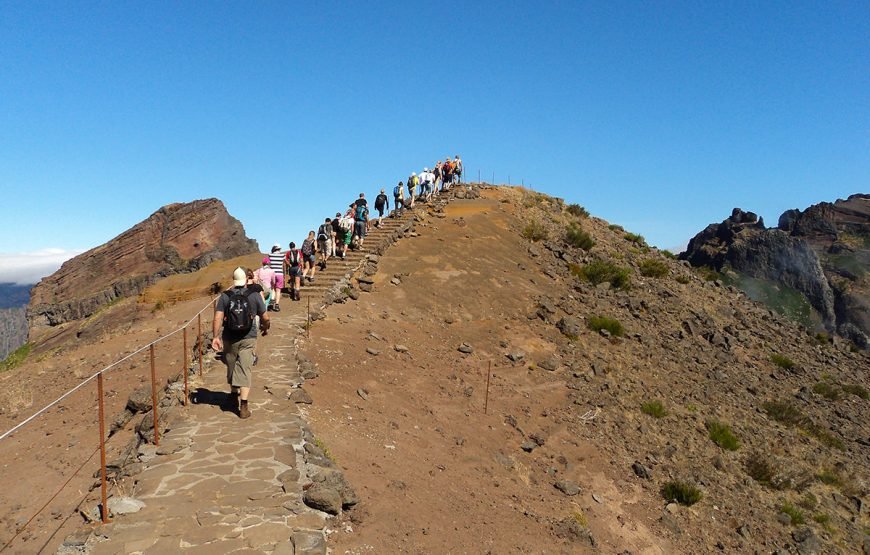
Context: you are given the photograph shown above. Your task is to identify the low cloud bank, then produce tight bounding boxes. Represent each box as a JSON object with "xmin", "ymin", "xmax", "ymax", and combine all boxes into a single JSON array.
[{"xmin": 0, "ymin": 248, "xmax": 82, "ymax": 285}]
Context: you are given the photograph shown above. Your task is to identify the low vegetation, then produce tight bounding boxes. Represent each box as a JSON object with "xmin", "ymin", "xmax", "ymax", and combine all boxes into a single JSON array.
[
  {"xmin": 566, "ymin": 204, "xmax": 589, "ymax": 218},
  {"xmin": 587, "ymin": 315, "xmax": 624, "ymax": 337},
  {"xmin": 522, "ymin": 220, "xmax": 549, "ymax": 242},
  {"xmin": 841, "ymin": 383, "xmax": 868, "ymax": 400},
  {"xmin": 0, "ymin": 343, "xmax": 31, "ymax": 373},
  {"xmin": 608, "ymin": 223, "xmax": 623, "ymax": 232},
  {"xmin": 770, "ymin": 353, "xmax": 796, "ymax": 370},
  {"xmin": 744, "ymin": 452, "xmax": 790, "ymax": 490},
  {"xmin": 812, "ymin": 381, "xmax": 840, "ymax": 400},
  {"xmin": 675, "ymin": 275, "xmax": 690, "ymax": 284},
  {"xmin": 661, "ymin": 250, "xmax": 677, "ymax": 259},
  {"xmin": 623, "ymin": 232, "xmax": 647, "ymax": 246},
  {"xmin": 565, "ymin": 225, "xmax": 595, "ymax": 250},
  {"xmin": 661, "ymin": 481, "xmax": 702, "ymax": 506},
  {"xmin": 570, "ymin": 259, "xmax": 631, "ymax": 290},
  {"xmin": 780, "ymin": 501, "xmax": 805, "ymax": 526},
  {"xmin": 641, "ymin": 400, "xmax": 667, "ymax": 418},
  {"xmin": 639, "ymin": 258, "xmax": 669, "ymax": 278},
  {"xmin": 706, "ymin": 419, "xmax": 739, "ymax": 451},
  {"xmin": 763, "ymin": 400, "xmax": 845, "ymax": 450}
]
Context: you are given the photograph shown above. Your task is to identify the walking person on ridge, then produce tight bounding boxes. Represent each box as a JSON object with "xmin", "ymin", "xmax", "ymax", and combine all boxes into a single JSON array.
[
  {"xmin": 374, "ymin": 188, "xmax": 389, "ymax": 227},
  {"xmin": 212, "ymin": 267, "xmax": 269, "ymax": 419},
  {"xmin": 253, "ymin": 257, "xmax": 275, "ymax": 310},
  {"xmin": 301, "ymin": 231, "xmax": 317, "ymax": 283},
  {"xmin": 316, "ymin": 218, "xmax": 332, "ymax": 269},
  {"xmin": 393, "ymin": 181, "xmax": 405, "ymax": 216},
  {"xmin": 268, "ymin": 244, "xmax": 285, "ymax": 312},
  {"xmin": 284, "ymin": 242, "xmax": 303, "ymax": 301}
]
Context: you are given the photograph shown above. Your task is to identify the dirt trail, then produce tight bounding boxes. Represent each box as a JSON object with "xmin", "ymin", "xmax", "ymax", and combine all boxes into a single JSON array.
[{"xmin": 302, "ymin": 194, "xmax": 669, "ymax": 553}]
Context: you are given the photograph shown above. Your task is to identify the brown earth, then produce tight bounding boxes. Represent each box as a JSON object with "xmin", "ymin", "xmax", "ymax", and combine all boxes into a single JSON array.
[{"xmin": 1, "ymin": 185, "xmax": 867, "ymax": 554}]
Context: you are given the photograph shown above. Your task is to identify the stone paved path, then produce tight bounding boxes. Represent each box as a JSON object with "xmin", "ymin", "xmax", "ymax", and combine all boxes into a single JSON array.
[{"xmin": 80, "ymin": 310, "xmax": 332, "ymax": 555}]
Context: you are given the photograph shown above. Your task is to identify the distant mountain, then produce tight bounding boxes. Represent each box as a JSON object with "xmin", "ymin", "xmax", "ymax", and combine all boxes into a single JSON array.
[
  {"xmin": 27, "ymin": 198, "xmax": 259, "ymax": 332},
  {"xmin": 681, "ymin": 194, "xmax": 870, "ymax": 347},
  {"xmin": 0, "ymin": 307, "xmax": 27, "ymax": 361},
  {"xmin": 0, "ymin": 283, "xmax": 32, "ymax": 309}
]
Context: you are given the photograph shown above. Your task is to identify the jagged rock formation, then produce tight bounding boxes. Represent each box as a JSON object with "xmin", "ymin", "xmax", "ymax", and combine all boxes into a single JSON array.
[
  {"xmin": 27, "ymin": 199, "xmax": 258, "ymax": 330},
  {"xmin": 681, "ymin": 196, "xmax": 870, "ymax": 347},
  {"xmin": 0, "ymin": 307, "xmax": 27, "ymax": 361}
]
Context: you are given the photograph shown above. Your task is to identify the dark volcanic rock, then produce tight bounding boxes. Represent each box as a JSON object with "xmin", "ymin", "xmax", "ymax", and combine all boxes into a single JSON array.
[
  {"xmin": 682, "ymin": 195, "xmax": 870, "ymax": 345},
  {"xmin": 27, "ymin": 199, "xmax": 258, "ymax": 330}
]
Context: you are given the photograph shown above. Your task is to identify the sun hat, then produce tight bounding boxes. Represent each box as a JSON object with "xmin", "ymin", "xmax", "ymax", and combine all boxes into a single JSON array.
[
  {"xmin": 262, "ymin": 257, "xmax": 270, "ymax": 265},
  {"xmin": 232, "ymin": 267, "xmax": 246, "ymax": 287}
]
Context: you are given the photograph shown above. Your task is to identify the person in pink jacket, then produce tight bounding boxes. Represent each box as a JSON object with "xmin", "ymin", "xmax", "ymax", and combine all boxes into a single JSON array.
[{"xmin": 253, "ymin": 257, "xmax": 276, "ymax": 309}]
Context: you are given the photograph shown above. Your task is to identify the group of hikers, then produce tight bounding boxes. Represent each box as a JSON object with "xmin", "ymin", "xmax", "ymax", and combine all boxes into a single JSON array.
[{"xmin": 211, "ymin": 155, "xmax": 463, "ymax": 418}]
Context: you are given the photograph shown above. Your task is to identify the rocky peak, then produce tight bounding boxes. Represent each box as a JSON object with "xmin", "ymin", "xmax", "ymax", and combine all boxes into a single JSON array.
[{"xmin": 27, "ymin": 198, "xmax": 258, "ymax": 330}]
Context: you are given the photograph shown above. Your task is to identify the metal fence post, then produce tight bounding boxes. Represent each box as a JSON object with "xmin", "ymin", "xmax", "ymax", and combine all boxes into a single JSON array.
[
  {"xmin": 97, "ymin": 372, "xmax": 109, "ymax": 523},
  {"xmin": 149, "ymin": 344, "xmax": 160, "ymax": 446},
  {"xmin": 197, "ymin": 314, "xmax": 203, "ymax": 377}
]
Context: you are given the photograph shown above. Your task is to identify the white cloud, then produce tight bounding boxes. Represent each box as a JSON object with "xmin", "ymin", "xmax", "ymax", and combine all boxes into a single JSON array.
[{"xmin": 0, "ymin": 248, "xmax": 83, "ymax": 285}]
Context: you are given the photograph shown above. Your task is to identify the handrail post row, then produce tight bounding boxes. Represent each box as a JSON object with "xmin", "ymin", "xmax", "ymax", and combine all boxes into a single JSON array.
[
  {"xmin": 97, "ymin": 372, "xmax": 109, "ymax": 524},
  {"xmin": 149, "ymin": 344, "xmax": 160, "ymax": 446},
  {"xmin": 183, "ymin": 327, "xmax": 189, "ymax": 406},
  {"xmin": 198, "ymin": 313, "xmax": 203, "ymax": 377}
]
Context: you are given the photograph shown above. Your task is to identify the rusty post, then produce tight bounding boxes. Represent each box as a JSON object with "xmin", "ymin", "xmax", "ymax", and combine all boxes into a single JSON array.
[
  {"xmin": 198, "ymin": 313, "xmax": 203, "ymax": 377},
  {"xmin": 97, "ymin": 372, "xmax": 109, "ymax": 524},
  {"xmin": 149, "ymin": 344, "xmax": 160, "ymax": 446},
  {"xmin": 484, "ymin": 360, "xmax": 492, "ymax": 414},
  {"xmin": 183, "ymin": 327, "xmax": 189, "ymax": 406}
]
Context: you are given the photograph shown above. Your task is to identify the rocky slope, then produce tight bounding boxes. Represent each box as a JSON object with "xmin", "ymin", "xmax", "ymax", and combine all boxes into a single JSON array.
[
  {"xmin": 681, "ymin": 195, "xmax": 870, "ymax": 348},
  {"xmin": 298, "ymin": 186, "xmax": 868, "ymax": 554},
  {"xmin": 0, "ymin": 307, "xmax": 27, "ymax": 361},
  {"xmin": 27, "ymin": 199, "xmax": 258, "ymax": 332}
]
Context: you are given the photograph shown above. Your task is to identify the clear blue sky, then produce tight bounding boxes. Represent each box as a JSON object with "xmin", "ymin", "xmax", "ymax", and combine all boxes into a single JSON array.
[{"xmin": 1, "ymin": 1, "xmax": 868, "ymax": 283}]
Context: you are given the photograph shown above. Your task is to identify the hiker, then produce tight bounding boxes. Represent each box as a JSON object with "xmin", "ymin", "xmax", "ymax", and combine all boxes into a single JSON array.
[
  {"xmin": 393, "ymin": 181, "xmax": 405, "ymax": 215},
  {"xmin": 244, "ymin": 269, "xmax": 265, "ymax": 366},
  {"xmin": 421, "ymin": 168, "xmax": 435, "ymax": 202},
  {"xmin": 268, "ymin": 244, "xmax": 285, "ymax": 312},
  {"xmin": 442, "ymin": 158, "xmax": 454, "ymax": 190},
  {"xmin": 284, "ymin": 242, "xmax": 303, "ymax": 300},
  {"xmin": 453, "ymin": 155, "xmax": 463, "ymax": 184},
  {"xmin": 317, "ymin": 218, "xmax": 332, "ymax": 269},
  {"xmin": 211, "ymin": 267, "xmax": 269, "ymax": 419},
  {"xmin": 301, "ymin": 231, "xmax": 317, "ymax": 282},
  {"xmin": 353, "ymin": 199, "xmax": 369, "ymax": 249},
  {"xmin": 253, "ymin": 257, "xmax": 276, "ymax": 309},
  {"xmin": 332, "ymin": 212, "xmax": 347, "ymax": 259},
  {"xmin": 433, "ymin": 162, "xmax": 442, "ymax": 194},
  {"xmin": 374, "ymin": 188, "xmax": 389, "ymax": 226},
  {"xmin": 407, "ymin": 173, "xmax": 418, "ymax": 208}
]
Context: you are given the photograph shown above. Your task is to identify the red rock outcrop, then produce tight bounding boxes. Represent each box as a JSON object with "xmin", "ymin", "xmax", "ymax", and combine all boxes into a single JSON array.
[{"xmin": 27, "ymin": 199, "xmax": 258, "ymax": 329}]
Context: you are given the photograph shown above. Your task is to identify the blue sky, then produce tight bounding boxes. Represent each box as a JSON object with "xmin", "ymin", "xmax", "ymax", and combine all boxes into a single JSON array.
[{"xmin": 1, "ymin": 1, "xmax": 867, "ymax": 283}]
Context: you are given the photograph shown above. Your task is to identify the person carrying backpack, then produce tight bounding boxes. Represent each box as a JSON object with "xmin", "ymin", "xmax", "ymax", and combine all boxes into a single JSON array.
[
  {"xmin": 393, "ymin": 181, "xmax": 405, "ymax": 214},
  {"xmin": 374, "ymin": 188, "xmax": 389, "ymax": 227},
  {"xmin": 331, "ymin": 212, "xmax": 347, "ymax": 259},
  {"xmin": 253, "ymin": 257, "xmax": 276, "ymax": 310},
  {"xmin": 433, "ymin": 162, "xmax": 442, "ymax": 194},
  {"xmin": 317, "ymin": 218, "xmax": 332, "ymax": 269},
  {"xmin": 353, "ymin": 200, "xmax": 369, "ymax": 248},
  {"xmin": 212, "ymin": 267, "xmax": 269, "ymax": 419},
  {"xmin": 407, "ymin": 173, "xmax": 418, "ymax": 208},
  {"xmin": 268, "ymin": 244, "xmax": 285, "ymax": 312},
  {"xmin": 453, "ymin": 155, "xmax": 463, "ymax": 184},
  {"xmin": 301, "ymin": 231, "xmax": 317, "ymax": 283},
  {"xmin": 284, "ymin": 242, "xmax": 303, "ymax": 301}
]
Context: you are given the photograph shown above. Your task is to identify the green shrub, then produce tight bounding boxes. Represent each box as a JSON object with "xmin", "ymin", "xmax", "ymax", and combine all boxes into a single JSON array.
[
  {"xmin": 812, "ymin": 382, "xmax": 840, "ymax": 400},
  {"xmin": 639, "ymin": 259, "xmax": 669, "ymax": 278},
  {"xmin": 770, "ymin": 354, "xmax": 796, "ymax": 370},
  {"xmin": 624, "ymin": 232, "xmax": 647, "ymax": 246},
  {"xmin": 841, "ymin": 384, "xmax": 869, "ymax": 400},
  {"xmin": 812, "ymin": 512, "xmax": 834, "ymax": 533},
  {"xmin": 798, "ymin": 492, "xmax": 818, "ymax": 510},
  {"xmin": 565, "ymin": 225, "xmax": 595, "ymax": 250},
  {"xmin": 675, "ymin": 275, "xmax": 690, "ymax": 284},
  {"xmin": 522, "ymin": 220, "xmax": 548, "ymax": 242},
  {"xmin": 573, "ymin": 259, "xmax": 631, "ymax": 290},
  {"xmin": 698, "ymin": 266, "xmax": 722, "ymax": 282},
  {"xmin": 706, "ymin": 419, "xmax": 740, "ymax": 451},
  {"xmin": 744, "ymin": 452, "xmax": 790, "ymax": 490},
  {"xmin": 763, "ymin": 400, "xmax": 805, "ymax": 426},
  {"xmin": 813, "ymin": 332, "xmax": 831, "ymax": 345},
  {"xmin": 641, "ymin": 400, "xmax": 667, "ymax": 418},
  {"xmin": 780, "ymin": 502, "xmax": 805, "ymax": 526},
  {"xmin": 661, "ymin": 481, "xmax": 702, "ymax": 506},
  {"xmin": 661, "ymin": 250, "xmax": 677, "ymax": 259},
  {"xmin": 805, "ymin": 424, "xmax": 845, "ymax": 451},
  {"xmin": 566, "ymin": 204, "xmax": 589, "ymax": 218},
  {"xmin": 608, "ymin": 223, "xmax": 623, "ymax": 232},
  {"xmin": 587, "ymin": 315, "xmax": 624, "ymax": 337},
  {"xmin": 816, "ymin": 469, "xmax": 842, "ymax": 487},
  {"xmin": 0, "ymin": 343, "xmax": 31, "ymax": 373}
]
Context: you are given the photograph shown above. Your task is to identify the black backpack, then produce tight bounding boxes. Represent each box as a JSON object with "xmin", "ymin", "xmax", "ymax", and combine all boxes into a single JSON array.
[
  {"xmin": 375, "ymin": 194, "xmax": 387, "ymax": 209},
  {"xmin": 224, "ymin": 288, "xmax": 254, "ymax": 333},
  {"xmin": 317, "ymin": 224, "xmax": 329, "ymax": 241}
]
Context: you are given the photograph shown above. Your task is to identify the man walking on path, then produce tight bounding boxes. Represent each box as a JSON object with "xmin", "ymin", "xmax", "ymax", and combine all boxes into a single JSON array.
[
  {"xmin": 212, "ymin": 267, "xmax": 269, "ymax": 419},
  {"xmin": 268, "ymin": 244, "xmax": 285, "ymax": 312},
  {"xmin": 317, "ymin": 218, "xmax": 332, "ymax": 269},
  {"xmin": 374, "ymin": 189, "xmax": 389, "ymax": 227}
]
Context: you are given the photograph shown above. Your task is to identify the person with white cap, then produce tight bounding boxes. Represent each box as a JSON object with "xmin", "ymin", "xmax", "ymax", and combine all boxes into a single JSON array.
[
  {"xmin": 212, "ymin": 267, "xmax": 270, "ymax": 419},
  {"xmin": 268, "ymin": 244, "xmax": 285, "ymax": 312},
  {"xmin": 406, "ymin": 172, "xmax": 419, "ymax": 208}
]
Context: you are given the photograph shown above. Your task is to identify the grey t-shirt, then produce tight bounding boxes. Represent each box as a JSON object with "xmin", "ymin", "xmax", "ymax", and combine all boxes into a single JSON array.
[{"xmin": 216, "ymin": 287, "xmax": 267, "ymax": 340}]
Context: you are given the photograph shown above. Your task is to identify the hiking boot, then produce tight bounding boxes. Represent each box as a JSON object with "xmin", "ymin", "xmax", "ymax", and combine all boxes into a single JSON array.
[
  {"xmin": 295, "ymin": 289, "xmax": 301, "ymax": 301},
  {"xmin": 239, "ymin": 400, "xmax": 251, "ymax": 419},
  {"xmin": 273, "ymin": 304, "xmax": 280, "ymax": 312}
]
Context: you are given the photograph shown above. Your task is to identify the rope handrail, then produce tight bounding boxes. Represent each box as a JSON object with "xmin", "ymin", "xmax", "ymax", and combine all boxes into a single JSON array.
[{"xmin": 0, "ymin": 295, "xmax": 219, "ymax": 442}]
